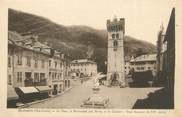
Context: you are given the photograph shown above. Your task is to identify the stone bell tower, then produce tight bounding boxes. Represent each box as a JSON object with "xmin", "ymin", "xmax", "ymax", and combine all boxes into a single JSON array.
[{"xmin": 106, "ymin": 17, "xmax": 125, "ymax": 87}]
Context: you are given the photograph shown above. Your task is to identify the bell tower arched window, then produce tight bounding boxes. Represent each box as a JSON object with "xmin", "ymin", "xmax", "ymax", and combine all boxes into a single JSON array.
[
  {"xmin": 112, "ymin": 34, "xmax": 115, "ymax": 39},
  {"xmin": 113, "ymin": 40, "xmax": 118, "ymax": 47},
  {"xmin": 116, "ymin": 33, "xmax": 119, "ymax": 38},
  {"xmin": 113, "ymin": 40, "xmax": 118, "ymax": 51}
]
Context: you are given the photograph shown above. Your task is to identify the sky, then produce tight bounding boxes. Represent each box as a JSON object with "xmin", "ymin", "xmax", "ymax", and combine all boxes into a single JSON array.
[{"xmin": 5, "ymin": 0, "xmax": 176, "ymax": 45}]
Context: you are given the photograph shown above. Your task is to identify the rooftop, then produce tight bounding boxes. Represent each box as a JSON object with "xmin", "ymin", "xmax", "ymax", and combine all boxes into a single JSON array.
[
  {"xmin": 8, "ymin": 31, "xmax": 52, "ymax": 55},
  {"xmin": 8, "ymin": 31, "xmax": 24, "ymax": 42},
  {"xmin": 9, "ymin": 31, "xmax": 51, "ymax": 48},
  {"xmin": 130, "ymin": 54, "xmax": 156, "ymax": 62},
  {"xmin": 71, "ymin": 59, "xmax": 96, "ymax": 64}
]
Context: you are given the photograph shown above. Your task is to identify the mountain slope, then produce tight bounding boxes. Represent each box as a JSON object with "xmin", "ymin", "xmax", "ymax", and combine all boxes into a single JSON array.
[{"xmin": 8, "ymin": 9, "xmax": 157, "ymax": 72}]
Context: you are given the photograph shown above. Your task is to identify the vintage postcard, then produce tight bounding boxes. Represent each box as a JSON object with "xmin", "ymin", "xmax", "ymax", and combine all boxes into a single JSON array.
[{"xmin": 0, "ymin": 0, "xmax": 181, "ymax": 116}]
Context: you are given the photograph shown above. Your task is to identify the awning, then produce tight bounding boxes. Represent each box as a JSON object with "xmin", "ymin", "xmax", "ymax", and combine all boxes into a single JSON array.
[
  {"xmin": 18, "ymin": 87, "xmax": 39, "ymax": 94},
  {"xmin": 35, "ymin": 86, "xmax": 53, "ymax": 92},
  {"xmin": 7, "ymin": 85, "xmax": 19, "ymax": 100}
]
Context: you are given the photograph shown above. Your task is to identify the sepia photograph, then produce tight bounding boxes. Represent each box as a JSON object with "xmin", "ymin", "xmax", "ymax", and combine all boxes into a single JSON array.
[{"xmin": 5, "ymin": 0, "xmax": 176, "ymax": 110}]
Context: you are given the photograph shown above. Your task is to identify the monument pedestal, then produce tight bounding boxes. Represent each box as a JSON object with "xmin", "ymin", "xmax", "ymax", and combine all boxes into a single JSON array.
[{"xmin": 81, "ymin": 86, "xmax": 109, "ymax": 108}]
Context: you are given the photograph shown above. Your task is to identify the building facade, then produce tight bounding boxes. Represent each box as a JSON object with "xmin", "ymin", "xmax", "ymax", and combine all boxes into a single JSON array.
[
  {"xmin": 133, "ymin": 8, "xmax": 175, "ymax": 109},
  {"xmin": 124, "ymin": 56, "xmax": 131, "ymax": 75},
  {"xmin": 162, "ymin": 8, "xmax": 175, "ymax": 108},
  {"xmin": 70, "ymin": 59, "xmax": 97, "ymax": 77},
  {"xmin": 156, "ymin": 24, "xmax": 165, "ymax": 78},
  {"xmin": 156, "ymin": 24, "xmax": 166, "ymax": 85},
  {"xmin": 8, "ymin": 40, "xmax": 15, "ymax": 86},
  {"xmin": 106, "ymin": 17, "xmax": 125, "ymax": 86},
  {"xmin": 49, "ymin": 55, "xmax": 64, "ymax": 94},
  {"xmin": 8, "ymin": 31, "xmax": 71, "ymax": 95},
  {"xmin": 48, "ymin": 50, "xmax": 71, "ymax": 95},
  {"xmin": 130, "ymin": 54, "xmax": 157, "ymax": 73},
  {"xmin": 129, "ymin": 54, "xmax": 157, "ymax": 87},
  {"xmin": 8, "ymin": 32, "xmax": 50, "ymax": 87}
]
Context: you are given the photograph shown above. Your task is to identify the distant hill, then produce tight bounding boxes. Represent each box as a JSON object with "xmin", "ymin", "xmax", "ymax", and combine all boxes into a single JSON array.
[{"xmin": 8, "ymin": 9, "xmax": 157, "ymax": 73}]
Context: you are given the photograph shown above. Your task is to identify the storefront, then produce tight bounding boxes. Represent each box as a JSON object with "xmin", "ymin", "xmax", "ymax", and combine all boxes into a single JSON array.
[
  {"xmin": 35, "ymin": 86, "xmax": 52, "ymax": 99},
  {"xmin": 52, "ymin": 84, "xmax": 58, "ymax": 95},
  {"xmin": 15, "ymin": 87, "xmax": 39, "ymax": 103}
]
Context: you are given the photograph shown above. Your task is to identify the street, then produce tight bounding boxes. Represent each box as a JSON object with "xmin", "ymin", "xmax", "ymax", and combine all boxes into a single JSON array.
[{"xmin": 28, "ymin": 78, "xmax": 162, "ymax": 109}]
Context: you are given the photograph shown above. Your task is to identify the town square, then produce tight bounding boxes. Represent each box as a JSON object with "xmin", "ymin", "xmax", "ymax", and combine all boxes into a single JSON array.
[{"xmin": 6, "ymin": 0, "xmax": 175, "ymax": 109}]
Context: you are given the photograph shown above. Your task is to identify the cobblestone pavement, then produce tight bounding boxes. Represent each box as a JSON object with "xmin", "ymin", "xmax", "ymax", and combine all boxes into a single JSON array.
[{"xmin": 28, "ymin": 79, "xmax": 162, "ymax": 109}]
